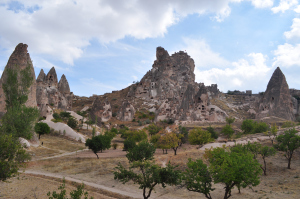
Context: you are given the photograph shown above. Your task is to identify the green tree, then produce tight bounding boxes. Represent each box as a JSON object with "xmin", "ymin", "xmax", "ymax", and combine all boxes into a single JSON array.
[
  {"xmin": 0, "ymin": 64, "xmax": 38, "ymax": 180},
  {"xmin": 114, "ymin": 140, "xmax": 181, "ymax": 199},
  {"xmin": 189, "ymin": 128, "xmax": 213, "ymax": 146},
  {"xmin": 258, "ymin": 145, "xmax": 276, "ymax": 175},
  {"xmin": 0, "ymin": 134, "xmax": 31, "ymax": 181},
  {"xmin": 205, "ymin": 147, "xmax": 262, "ymax": 199},
  {"xmin": 178, "ymin": 125, "xmax": 189, "ymax": 146},
  {"xmin": 126, "ymin": 140, "xmax": 156, "ymax": 162},
  {"xmin": 275, "ymin": 128, "xmax": 300, "ymax": 169},
  {"xmin": 67, "ymin": 117, "xmax": 78, "ymax": 129},
  {"xmin": 123, "ymin": 139, "xmax": 136, "ymax": 151},
  {"xmin": 59, "ymin": 111, "xmax": 71, "ymax": 120},
  {"xmin": 158, "ymin": 132, "xmax": 180, "ymax": 155},
  {"xmin": 241, "ymin": 119, "xmax": 255, "ymax": 134},
  {"xmin": 264, "ymin": 123, "xmax": 278, "ymax": 144},
  {"xmin": 34, "ymin": 122, "xmax": 50, "ymax": 139},
  {"xmin": 147, "ymin": 124, "xmax": 162, "ymax": 136},
  {"xmin": 206, "ymin": 125, "xmax": 218, "ymax": 139},
  {"xmin": 85, "ymin": 135, "xmax": 111, "ymax": 158},
  {"xmin": 182, "ymin": 158, "xmax": 214, "ymax": 199},
  {"xmin": 221, "ymin": 124, "xmax": 234, "ymax": 138},
  {"xmin": 226, "ymin": 117, "xmax": 235, "ymax": 126},
  {"xmin": 122, "ymin": 130, "xmax": 147, "ymax": 142},
  {"xmin": 47, "ymin": 178, "xmax": 93, "ymax": 199}
]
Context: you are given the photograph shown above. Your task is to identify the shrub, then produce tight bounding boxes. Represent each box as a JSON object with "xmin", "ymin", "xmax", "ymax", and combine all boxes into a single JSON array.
[
  {"xmin": 123, "ymin": 139, "xmax": 136, "ymax": 151},
  {"xmin": 221, "ymin": 124, "xmax": 234, "ymax": 138},
  {"xmin": 112, "ymin": 112, "xmax": 117, "ymax": 117},
  {"xmin": 112, "ymin": 143, "xmax": 118, "ymax": 150},
  {"xmin": 282, "ymin": 121, "xmax": 295, "ymax": 128},
  {"xmin": 138, "ymin": 121, "xmax": 143, "ymax": 126},
  {"xmin": 67, "ymin": 117, "xmax": 78, "ymax": 129},
  {"xmin": 53, "ymin": 112, "xmax": 60, "ymax": 120},
  {"xmin": 254, "ymin": 122, "xmax": 269, "ymax": 133},
  {"xmin": 189, "ymin": 128, "xmax": 213, "ymax": 146},
  {"xmin": 59, "ymin": 111, "xmax": 71, "ymax": 119},
  {"xmin": 38, "ymin": 117, "xmax": 45, "ymax": 121},
  {"xmin": 206, "ymin": 126, "xmax": 218, "ymax": 139},
  {"xmin": 145, "ymin": 119, "xmax": 151, "ymax": 124},
  {"xmin": 241, "ymin": 119, "xmax": 255, "ymax": 134},
  {"xmin": 50, "ymin": 103, "xmax": 54, "ymax": 106}
]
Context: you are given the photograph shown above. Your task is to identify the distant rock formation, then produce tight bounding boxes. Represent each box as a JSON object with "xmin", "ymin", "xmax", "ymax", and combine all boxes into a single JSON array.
[
  {"xmin": 90, "ymin": 97, "xmax": 112, "ymax": 125},
  {"xmin": 36, "ymin": 67, "xmax": 73, "ymax": 117},
  {"xmin": 117, "ymin": 100, "xmax": 135, "ymax": 121},
  {"xmin": 257, "ymin": 67, "xmax": 295, "ymax": 121},
  {"xmin": 0, "ymin": 43, "xmax": 37, "ymax": 115},
  {"xmin": 126, "ymin": 47, "xmax": 226, "ymax": 122}
]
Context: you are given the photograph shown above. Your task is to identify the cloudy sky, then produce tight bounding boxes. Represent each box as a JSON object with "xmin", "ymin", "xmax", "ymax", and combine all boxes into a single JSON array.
[{"xmin": 0, "ymin": 0, "xmax": 300, "ymax": 96}]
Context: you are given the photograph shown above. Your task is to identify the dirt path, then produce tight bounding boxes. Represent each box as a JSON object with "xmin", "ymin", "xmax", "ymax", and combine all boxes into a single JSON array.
[{"xmin": 24, "ymin": 170, "xmax": 141, "ymax": 199}]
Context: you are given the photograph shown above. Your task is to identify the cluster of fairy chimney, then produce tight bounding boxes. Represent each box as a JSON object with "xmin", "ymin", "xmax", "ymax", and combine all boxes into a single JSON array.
[
  {"xmin": 0, "ymin": 43, "xmax": 72, "ymax": 118},
  {"xmin": 0, "ymin": 43, "xmax": 299, "ymax": 124}
]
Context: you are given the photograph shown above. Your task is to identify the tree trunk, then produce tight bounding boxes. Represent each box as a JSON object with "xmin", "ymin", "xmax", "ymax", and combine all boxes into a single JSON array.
[
  {"xmin": 39, "ymin": 134, "xmax": 41, "ymax": 140},
  {"xmin": 288, "ymin": 158, "xmax": 291, "ymax": 169},
  {"xmin": 95, "ymin": 153, "xmax": 99, "ymax": 159},
  {"xmin": 173, "ymin": 147, "xmax": 177, "ymax": 155}
]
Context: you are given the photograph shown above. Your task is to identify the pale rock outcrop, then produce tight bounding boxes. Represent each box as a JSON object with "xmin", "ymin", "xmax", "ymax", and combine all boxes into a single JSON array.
[
  {"xmin": 0, "ymin": 43, "xmax": 37, "ymax": 115},
  {"xmin": 257, "ymin": 67, "xmax": 295, "ymax": 121},
  {"xmin": 90, "ymin": 97, "xmax": 112, "ymax": 125},
  {"xmin": 127, "ymin": 47, "xmax": 225, "ymax": 122},
  {"xmin": 117, "ymin": 100, "xmax": 135, "ymax": 121},
  {"xmin": 36, "ymin": 67, "xmax": 73, "ymax": 117}
]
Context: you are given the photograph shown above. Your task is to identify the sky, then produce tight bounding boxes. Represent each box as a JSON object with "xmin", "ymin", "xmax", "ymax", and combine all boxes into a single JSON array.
[{"xmin": 1, "ymin": 0, "xmax": 300, "ymax": 96}]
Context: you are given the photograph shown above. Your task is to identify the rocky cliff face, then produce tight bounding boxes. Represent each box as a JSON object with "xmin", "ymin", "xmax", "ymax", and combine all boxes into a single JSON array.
[
  {"xmin": 125, "ymin": 47, "xmax": 226, "ymax": 122},
  {"xmin": 0, "ymin": 43, "xmax": 37, "ymax": 115},
  {"xmin": 90, "ymin": 97, "xmax": 112, "ymax": 125},
  {"xmin": 36, "ymin": 67, "xmax": 73, "ymax": 117},
  {"xmin": 257, "ymin": 67, "xmax": 295, "ymax": 121}
]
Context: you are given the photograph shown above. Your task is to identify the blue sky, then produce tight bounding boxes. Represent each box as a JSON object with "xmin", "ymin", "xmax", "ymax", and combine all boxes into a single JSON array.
[{"xmin": 1, "ymin": 0, "xmax": 300, "ymax": 96}]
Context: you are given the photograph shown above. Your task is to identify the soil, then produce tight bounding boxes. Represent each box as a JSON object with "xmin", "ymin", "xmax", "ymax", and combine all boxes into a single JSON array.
[{"xmin": 1, "ymin": 128, "xmax": 300, "ymax": 199}]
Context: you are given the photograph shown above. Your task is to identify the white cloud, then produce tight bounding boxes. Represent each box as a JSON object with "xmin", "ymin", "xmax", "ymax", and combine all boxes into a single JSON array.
[
  {"xmin": 196, "ymin": 53, "xmax": 271, "ymax": 92},
  {"xmin": 271, "ymin": 0, "xmax": 298, "ymax": 13},
  {"xmin": 294, "ymin": 5, "xmax": 300, "ymax": 12},
  {"xmin": 76, "ymin": 78, "xmax": 117, "ymax": 96},
  {"xmin": 181, "ymin": 38, "xmax": 230, "ymax": 68},
  {"xmin": 0, "ymin": 0, "xmax": 247, "ymax": 65},
  {"xmin": 250, "ymin": 0, "xmax": 274, "ymax": 8},
  {"xmin": 273, "ymin": 43, "xmax": 300, "ymax": 67},
  {"xmin": 284, "ymin": 18, "xmax": 300, "ymax": 41}
]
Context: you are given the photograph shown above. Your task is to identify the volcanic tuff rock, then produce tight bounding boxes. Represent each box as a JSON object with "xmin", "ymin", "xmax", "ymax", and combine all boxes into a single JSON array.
[
  {"xmin": 0, "ymin": 43, "xmax": 37, "ymax": 115},
  {"xmin": 126, "ymin": 47, "xmax": 226, "ymax": 122},
  {"xmin": 36, "ymin": 67, "xmax": 73, "ymax": 117},
  {"xmin": 257, "ymin": 67, "xmax": 295, "ymax": 121},
  {"xmin": 90, "ymin": 97, "xmax": 112, "ymax": 125},
  {"xmin": 117, "ymin": 100, "xmax": 135, "ymax": 122}
]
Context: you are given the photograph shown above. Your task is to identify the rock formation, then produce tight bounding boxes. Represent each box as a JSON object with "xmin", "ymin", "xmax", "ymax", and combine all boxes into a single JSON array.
[
  {"xmin": 36, "ymin": 67, "xmax": 73, "ymax": 117},
  {"xmin": 126, "ymin": 47, "xmax": 226, "ymax": 122},
  {"xmin": 90, "ymin": 97, "xmax": 112, "ymax": 125},
  {"xmin": 257, "ymin": 67, "xmax": 295, "ymax": 121},
  {"xmin": 0, "ymin": 43, "xmax": 37, "ymax": 115},
  {"xmin": 117, "ymin": 100, "xmax": 135, "ymax": 121}
]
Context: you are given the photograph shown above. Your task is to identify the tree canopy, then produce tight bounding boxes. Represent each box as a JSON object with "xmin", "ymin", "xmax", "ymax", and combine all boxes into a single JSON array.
[
  {"xmin": 85, "ymin": 134, "xmax": 112, "ymax": 158},
  {"xmin": 34, "ymin": 122, "xmax": 50, "ymax": 139}
]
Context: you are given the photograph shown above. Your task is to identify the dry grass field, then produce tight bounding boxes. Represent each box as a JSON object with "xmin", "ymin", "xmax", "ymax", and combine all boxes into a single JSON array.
[{"xmin": 1, "ymin": 128, "xmax": 300, "ymax": 199}]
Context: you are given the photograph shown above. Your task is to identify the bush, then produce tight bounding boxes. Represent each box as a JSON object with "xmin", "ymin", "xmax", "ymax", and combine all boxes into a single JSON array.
[
  {"xmin": 112, "ymin": 143, "xmax": 118, "ymax": 150},
  {"xmin": 59, "ymin": 111, "xmax": 71, "ymax": 119},
  {"xmin": 241, "ymin": 119, "xmax": 269, "ymax": 134},
  {"xmin": 282, "ymin": 121, "xmax": 295, "ymax": 128},
  {"xmin": 241, "ymin": 119, "xmax": 255, "ymax": 134},
  {"xmin": 67, "ymin": 117, "xmax": 78, "ymax": 129},
  {"xmin": 254, "ymin": 122, "xmax": 269, "ymax": 133},
  {"xmin": 221, "ymin": 124, "xmax": 234, "ymax": 138},
  {"xmin": 38, "ymin": 117, "xmax": 45, "ymax": 121},
  {"xmin": 206, "ymin": 126, "xmax": 218, "ymax": 139},
  {"xmin": 53, "ymin": 112, "xmax": 60, "ymax": 120},
  {"xmin": 189, "ymin": 128, "xmax": 213, "ymax": 146},
  {"xmin": 147, "ymin": 124, "xmax": 162, "ymax": 136},
  {"xmin": 112, "ymin": 112, "xmax": 117, "ymax": 117},
  {"xmin": 123, "ymin": 139, "xmax": 136, "ymax": 151},
  {"xmin": 122, "ymin": 130, "xmax": 147, "ymax": 142},
  {"xmin": 145, "ymin": 119, "xmax": 151, "ymax": 124}
]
